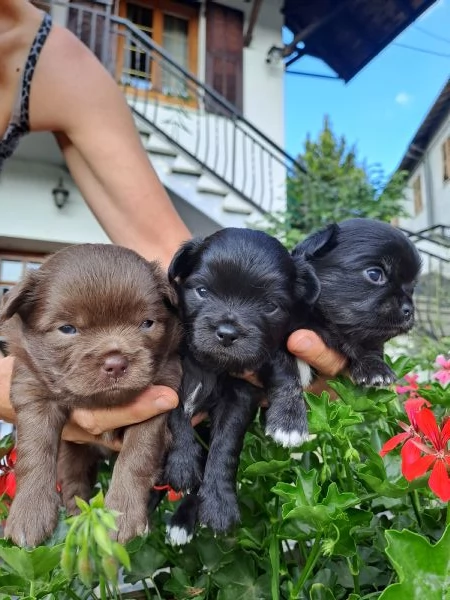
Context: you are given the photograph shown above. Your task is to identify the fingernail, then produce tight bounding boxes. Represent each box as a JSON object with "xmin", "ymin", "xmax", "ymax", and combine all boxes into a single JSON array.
[
  {"xmin": 292, "ymin": 333, "xmax": 313, "ymax": 352},
  {"xmin": 155, "ymin": 395, "xmax": 178, "ymax": 410}
]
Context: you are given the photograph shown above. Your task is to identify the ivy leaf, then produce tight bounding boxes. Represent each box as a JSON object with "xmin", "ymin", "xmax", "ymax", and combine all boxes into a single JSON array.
[
  {"xmin": 244, "ymin": 459, "xmax": 291, "ymax": 477},
  {"xmin": 356, "ymin": 443, "xmax": 409, "ymax": 498},
  {"xmin": 379, "ymin": 526, "xmax": 450, "ymax": 599},
  {"xmin": 0, "ymin": 543, "xmax": 62, "ymax": 581},
  {"xmin": 124, "ymin": 541, "xmax": 166, "ymax": 584},
  {"xmin": 306, "ymin": 392, "xmax": 331, "ymax": 434},
  {"xmin": 212, "ymin": 553, "xmax": 271, "ymax": 600},
  {"xmin": 309, "ymin": 584, "xmax": 337, "ymax": 600}
]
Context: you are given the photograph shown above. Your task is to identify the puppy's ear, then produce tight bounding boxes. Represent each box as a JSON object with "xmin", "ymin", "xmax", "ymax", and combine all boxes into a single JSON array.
[
  {"xmin": 0, "ymin": 269, "xmax": 40, "ymax": 323},
  {"xmin": 168, "ymin": 238, "xmax": 205, "ymax": 283},
  {"xmin": 292, "ymin": 223, "xmax": 339, "ymax": 259},
  {"xmin": 294, "ymin": 258, "xmax": 321, "ymax": 305}
]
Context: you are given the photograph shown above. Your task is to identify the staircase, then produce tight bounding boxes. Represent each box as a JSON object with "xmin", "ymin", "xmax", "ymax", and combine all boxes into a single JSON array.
[
  {"xmin": 58, "ymin": 1, "xmax": 305, "ymax": 232},
  {"xmin": 402, "ymin": 226, "xmax": 450, "ymax": 340}
]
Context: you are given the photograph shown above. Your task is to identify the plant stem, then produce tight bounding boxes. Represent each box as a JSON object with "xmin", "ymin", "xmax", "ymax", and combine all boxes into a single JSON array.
[
  {"xmin": 342, "ymin": 452, "xmax": 355, "ymax": 493},
  {"xmin": 29, "ymin": 580, "xmax": 35, "ymax": 599},
  {"xmin": 99, "ymin": 576, "xmax": 107, "ymax": 600},
  {"xmin": 350, "ymin": 555, "xmax": 360, "ymax": 596},
  {"xmin": 290, "ymin": 534, "xmax": 323, "ymax": 599},
  {"xmin": 142, "ymin": 579, "xmax": 154, "ymax": 600},
  {"xmin": 409, "ymin": 491, "xmax": 422, "ymax": 527}
]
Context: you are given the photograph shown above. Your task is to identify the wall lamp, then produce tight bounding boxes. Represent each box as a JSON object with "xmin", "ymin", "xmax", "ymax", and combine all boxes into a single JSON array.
[{"xmin": 52, "ymin": 178, "xmax": 70, "ymax": 209}]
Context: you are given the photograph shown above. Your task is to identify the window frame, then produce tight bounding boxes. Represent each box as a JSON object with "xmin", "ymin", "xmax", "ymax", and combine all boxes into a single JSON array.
[
  {"xmin": 0, "ymin": 252, "xmax": 46, "ymax": 295},
  {"xmin": 118, "ymin": 0, "xmax": 199, "ymax": 106}
]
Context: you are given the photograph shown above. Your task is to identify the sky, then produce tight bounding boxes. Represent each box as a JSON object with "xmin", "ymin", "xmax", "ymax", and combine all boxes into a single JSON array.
[{"xmin": 283, "ymin": 0, "xmax": 450, "ymax": 176}]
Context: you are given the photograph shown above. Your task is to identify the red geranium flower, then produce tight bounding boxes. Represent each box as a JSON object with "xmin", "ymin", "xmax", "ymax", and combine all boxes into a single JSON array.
[
  {"xmin": 0, "ymin": 447, "xmax": 17, "ymax": 499},
  {"xmin": 153, "ymin": 484, "xmax": 183, "ymax": 502},
  {"xmin": 403, "ymin": 408, "xmax": 450, "ymax": 501},
  {"xmin": 380, "ymin": 397, "xmax": 430, "ymax": 465}
]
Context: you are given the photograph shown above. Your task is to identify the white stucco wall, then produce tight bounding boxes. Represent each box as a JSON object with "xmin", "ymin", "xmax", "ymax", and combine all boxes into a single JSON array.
[
  {"xmin": 399, "ymin": 114, "xmax": 450, "ymax": 232},
  {"xmin": 0, "ymin": 158, "xmax": 110, "ymax": 248}
]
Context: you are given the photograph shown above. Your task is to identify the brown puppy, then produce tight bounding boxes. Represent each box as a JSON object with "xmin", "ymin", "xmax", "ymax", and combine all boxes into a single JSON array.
[{"xmin": 0, "ymin": 244, "xmax": 181, "ymax": 546}]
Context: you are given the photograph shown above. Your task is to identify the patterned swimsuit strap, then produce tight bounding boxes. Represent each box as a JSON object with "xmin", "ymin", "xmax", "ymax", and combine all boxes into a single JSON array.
[{"xmin": 18, "ymin": 12, "xmax": 52, "ymax": 132}]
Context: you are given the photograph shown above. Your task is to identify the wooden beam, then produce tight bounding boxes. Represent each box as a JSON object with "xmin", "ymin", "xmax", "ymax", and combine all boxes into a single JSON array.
[
  {"xmin": 282, "ymin": 0, "xmax": 354, "ymax": 57},
  {"xmin": 243, "ymin": 0, "xmax": 263, "ymax": 47}
]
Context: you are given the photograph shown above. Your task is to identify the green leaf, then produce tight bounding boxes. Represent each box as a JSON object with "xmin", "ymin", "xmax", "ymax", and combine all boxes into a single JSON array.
[
  {"xmin": 306, "ymin": 392, "xmax": 331, "ymax": 434},
  {"xmin": 310, "ymin": 583, "xmax": 337, "ymax": 600},
  {"xmin": 244, "ymin": 459, "xmax": 291, "ymax": 477},
  {"xmin": 74, "ymin": 497, "xmax": 90, "ymax": 513},
  {"xmin": 356, "ymin": 443, "xmax": 409, "ymax": 498},
  {"xmin": 89, "ymin": 490, "xmax": 105, "ymax": 509},
  {"xmin": 0, "ymin": 574, "xmax": 28, "ymax": 595},
  {"xmin": 379, "ymin": 526, "xmax": 450, "ymax": 599},
  {"xmin": 124, "ymin": 541, "xmax": 166, "ymax": 584},
  {"xmin": 195, "ymin": 537, "xmax": 234, "ymax": 573},
  {"xmin": 212, "ymin": 552, "xmax": 271, "ymax": 599},
  {"xmin": 0, "ymin": 544, "xmax": 62, "ymax": 581},
  {"xmin": 321, "ymin": 483, "xmax": 359, "ymax": 516}
]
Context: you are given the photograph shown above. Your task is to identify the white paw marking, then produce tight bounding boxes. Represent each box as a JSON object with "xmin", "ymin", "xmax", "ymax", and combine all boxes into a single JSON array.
[
  {"xmin": 269, "ymin": 428, "xmax": 308, "ymax": 448},
  {"xmin": 296, "ymin": 359, "xmax": 313, "ymax": 388},
  {"xmin": 143, "ymin": 523, "xmax": 149, "ymax": 535},
  {"xmin": 166, "ymin": 525, "xmax": 193, "ymax": 546}
]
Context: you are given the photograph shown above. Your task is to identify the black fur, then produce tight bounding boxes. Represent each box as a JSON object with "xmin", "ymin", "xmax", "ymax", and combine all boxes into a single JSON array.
[
  {"xmin": 164, "ymin": 228, "xmax": 319, "ymax": 543},
  {"xmin": 292, "ymin": 218, "xmax": 422, "ymax": 386}
]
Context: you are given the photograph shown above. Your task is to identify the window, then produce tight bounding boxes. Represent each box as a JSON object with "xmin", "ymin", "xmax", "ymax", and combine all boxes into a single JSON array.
[
  {"xmin": 443, "ymin": 137, "xmax": 450, "ymax": 183},
  {"xmin": 412, "ymin": 176, "xmax": 423, "ymax": 216},
  {"xmin": 119, "ymin": 0, "xmax": 198, "ymax": 99},
  {"xmin": 0, "ymin": 253, "xmax": 45, "ymax": 297}
]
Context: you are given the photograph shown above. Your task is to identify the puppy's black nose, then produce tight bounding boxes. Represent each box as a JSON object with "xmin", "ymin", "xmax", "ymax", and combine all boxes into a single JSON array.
[
  {"xmin": 401, "ymin": 302, "xmax": 413, "ymax": 319},
  {"xmin": 102, "ymin": 353, "xmax": 129, "ymax": 378},
  {"xmin": 216, "ymin": 324, "xmax": 239, "ymax": 347}
]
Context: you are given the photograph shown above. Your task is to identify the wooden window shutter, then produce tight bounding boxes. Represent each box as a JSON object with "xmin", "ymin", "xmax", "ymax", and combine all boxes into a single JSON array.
[
  {"xmin": 206, "ymin": 2, "xmax": 244, "ymax": 113},
  {"xmin": 443, "ymin": 137, "xmax": 450, "ymax": 182},
  {"xmin": 413, "ymin": 176, "xmax": 423, "ymax": 216}
]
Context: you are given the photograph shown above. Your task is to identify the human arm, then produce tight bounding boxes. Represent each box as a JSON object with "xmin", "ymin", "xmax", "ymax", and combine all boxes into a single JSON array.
[{"xmin": 31, "ymin": 23, "xmax": 190, "ymax": 269}]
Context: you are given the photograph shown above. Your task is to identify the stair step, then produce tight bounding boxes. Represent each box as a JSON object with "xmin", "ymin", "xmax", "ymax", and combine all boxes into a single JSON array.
[
  {"xmin": 146, "ymin": 134, "xmax": 178, "ymax": 156},
  {"xmin": 196, "ymin": 174, "xmax": 228, "ymax": 196},
  {"xmin": 222, "ymin": 193, "xmax": 253, "ymax": 215},
  {"xmin": 171, "ymin": 155, "xmax": 203, "ymax": 176}
]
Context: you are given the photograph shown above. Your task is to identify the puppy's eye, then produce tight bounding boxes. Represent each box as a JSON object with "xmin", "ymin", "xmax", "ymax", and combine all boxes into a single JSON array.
[
  {"xmin": 140, "ymin": 320, "xmax": 154, "ymax": 330},
  {"xmin": 58, "ymin": 325, "xmax": 77, "ymax": 335},
  {"xmin": 364, "ymin": 267, "xmax": 387, "ymax": 285},
  {"xmin": 264, "ymin": 302, "xmax": 279, "ymax": 314},
  {"xmin": 195, "ymin": 287, "xmax": 208, "ymax": 299}
]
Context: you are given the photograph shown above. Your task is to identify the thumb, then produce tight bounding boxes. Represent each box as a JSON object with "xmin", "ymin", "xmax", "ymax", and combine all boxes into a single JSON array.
[{"xmin": 287, "ymin": 330, "xmax": 347, "ymax": 377}]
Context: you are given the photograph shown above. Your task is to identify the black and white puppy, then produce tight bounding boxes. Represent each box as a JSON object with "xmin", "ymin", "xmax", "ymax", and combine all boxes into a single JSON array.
[
  {"xmin": 165, "ymin": 228, "xmax": 319, "ymax": 544},
  {"xmin": 292, "ymin": 218, "xmax": 421, "ymax": 387}
]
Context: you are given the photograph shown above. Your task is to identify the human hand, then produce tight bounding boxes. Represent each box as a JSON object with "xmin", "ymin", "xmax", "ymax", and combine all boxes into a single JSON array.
[
  {"xmin": 0, "ymin": 355, "xmax": 178, "ymax": 451},
  {"xmin": 287, "ymin": 329, "xmax": 347, "ymax": 395}
]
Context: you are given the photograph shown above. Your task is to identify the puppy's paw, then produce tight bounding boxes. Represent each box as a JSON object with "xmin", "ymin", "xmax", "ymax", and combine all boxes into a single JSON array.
[
  {"xmin": 166, "ymin": 524, "xmax": 194, "ymax": 546},
  {"xmin": 350, "ymin": 361, "xmax": 396, "ymax": 388},
  {"xmin": 5, "ymin": 490, "xmax": 60, "ymax": 547},
  {"xmin": 104, "ymin": 490, "xmax": 148, "ymax": 543},
  {"xmin": 165, "ymin": 445, "xmax": 203, "ymax": 493},
  {"xmin": 198, "ymin": 486, "xmax": 240, "ymax": 534},
  {"xmin": 265, "ymin": 397, "xmax": 309, "ymax": 448}
]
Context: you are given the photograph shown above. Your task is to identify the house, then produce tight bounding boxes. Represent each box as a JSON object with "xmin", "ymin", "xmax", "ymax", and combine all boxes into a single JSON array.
[
  {"xmin": 0, "ymin": 0, "xmax": 439, "ymax": 300},
  {"xmin": 396, "ymin": 78, "xmax": 450, "ymax": 339}
]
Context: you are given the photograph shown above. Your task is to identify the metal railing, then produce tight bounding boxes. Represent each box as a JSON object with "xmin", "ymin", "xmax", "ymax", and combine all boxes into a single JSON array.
[
  {"xmin": 401, "ymin": 225, "xmax": 450, "ymax": 249},
  {"xmin": 48, "ymin": 0, "xmax": 306, "ymax": 214},
  {"xmin": 402, "ymin": 233, "xmax": 450, "ymax": 340}
]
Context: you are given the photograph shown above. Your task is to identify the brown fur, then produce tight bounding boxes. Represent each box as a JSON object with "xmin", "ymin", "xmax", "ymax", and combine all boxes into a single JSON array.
[{"xmin": 0, "ymin": 244, "xmax": 182, "ymax": 546}]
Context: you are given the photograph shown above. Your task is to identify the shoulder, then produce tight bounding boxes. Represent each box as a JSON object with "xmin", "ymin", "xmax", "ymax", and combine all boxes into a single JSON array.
[{"xmin": 29, "ymin": 22, "xmax": 121, "ymax": 133}]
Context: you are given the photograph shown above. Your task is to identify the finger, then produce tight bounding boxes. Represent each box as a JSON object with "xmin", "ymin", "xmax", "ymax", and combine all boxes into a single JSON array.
[
  {"xmin": 0, "ymin": 356, "xmax": 17, "ymax": 424},
  {"xmin": 287, "ymin": 330, "xmax": 347, "ymax": 377},
  {"xmin": 71, "ymin": 385, "xmax": 178, "ymax": 436},
  {"xmin": 62, "ymin": 423, "xmax": 122, "ymax": 451}
]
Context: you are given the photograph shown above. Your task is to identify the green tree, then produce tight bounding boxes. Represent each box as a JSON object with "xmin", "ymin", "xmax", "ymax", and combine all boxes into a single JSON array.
[{"xmin": 263, "ymin": 116, "xmax": 409, "ymax": 247}]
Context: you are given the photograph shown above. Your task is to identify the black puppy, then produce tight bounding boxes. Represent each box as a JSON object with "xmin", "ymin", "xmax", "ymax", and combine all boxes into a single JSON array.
[
  {"xmin": 164, "ymin": 228, "xmax": 319, "ymax": 544},
  {"xmin": 292, "ymin": 218, "xmax": 421, "ymax": 387}
]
